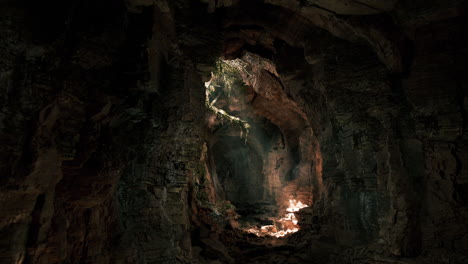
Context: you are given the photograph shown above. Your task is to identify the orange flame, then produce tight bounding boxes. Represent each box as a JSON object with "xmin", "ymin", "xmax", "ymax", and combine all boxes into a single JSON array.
[{"xmin": 244, "ymin": 199, "xmax": 308, "ymax": 238}]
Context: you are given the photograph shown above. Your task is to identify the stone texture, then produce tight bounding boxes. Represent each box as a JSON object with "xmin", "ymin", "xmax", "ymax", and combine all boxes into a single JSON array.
[{"xmin": 0, "ymin": 0, "xmax": 467, "ymax": 263}]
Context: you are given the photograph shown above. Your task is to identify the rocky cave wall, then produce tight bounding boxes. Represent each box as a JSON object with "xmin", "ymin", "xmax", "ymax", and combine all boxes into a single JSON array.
[
  {"xmin": 0, "ymin": 0, "xmax": 467, "ymax": 263},
  {"xmin": 212, "ymin": 1, "xmax": 468, "ymax": 261},
  {"xmin": 0, "ymin": 1, "xmax": 207, "ymax": 263}
]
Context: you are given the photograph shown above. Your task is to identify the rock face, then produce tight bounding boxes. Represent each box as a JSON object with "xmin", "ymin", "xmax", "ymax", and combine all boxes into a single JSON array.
[
  {"xmin": 0, "ymin": 0, "xmax": 467, "ymax": 263},
  {"xmin": 0, "ymin": 1, "xmax": 205, "ymax": 263}
]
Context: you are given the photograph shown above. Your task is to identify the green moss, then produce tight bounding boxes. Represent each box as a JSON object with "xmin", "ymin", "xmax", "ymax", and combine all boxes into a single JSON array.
[
  {"xmin": 216, "ymin": 200, "xmax": 236, "ymax": 212},
  {"xmin": 205, "ymin": 60, "xmax": 251, "ymax": 140},
  {"xmin": 194, "ymin": 162, "xmax": 205, "ymax": 178}
]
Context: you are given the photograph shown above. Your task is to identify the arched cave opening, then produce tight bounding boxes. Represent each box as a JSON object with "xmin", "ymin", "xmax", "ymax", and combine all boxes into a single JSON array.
[
  {"xmin": 202, "ymin": 58, "xmax": 315, "ymax": 238},
  {"xmin": 0, "ymin": 0, "xmax": 467, "ymax": 264}
]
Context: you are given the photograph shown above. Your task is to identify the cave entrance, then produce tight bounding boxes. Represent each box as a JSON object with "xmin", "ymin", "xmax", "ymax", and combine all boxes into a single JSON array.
[{"xmin": 203, "ymin": 57, "xmax": 313, "ymax": 237}]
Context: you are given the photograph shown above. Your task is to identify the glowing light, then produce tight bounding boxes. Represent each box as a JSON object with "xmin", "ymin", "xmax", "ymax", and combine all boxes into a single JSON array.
[
  {"xmin": 244, "ymin": 199, "xmax": 308, "ymax": 238},
  {"xmin": 286, "ymin": 199, "xmax": 308, "ymax": 212}
]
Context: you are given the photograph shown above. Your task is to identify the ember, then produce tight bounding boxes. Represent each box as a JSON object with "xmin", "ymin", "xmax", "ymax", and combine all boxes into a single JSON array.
[{"xmin": 244, "ymin": 199, "xmax": 308, "ymax": 238}]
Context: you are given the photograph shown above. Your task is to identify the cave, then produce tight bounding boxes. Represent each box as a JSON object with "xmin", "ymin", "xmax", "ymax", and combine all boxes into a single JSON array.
[
  {"xmin": 203, "ymin": 58, "xmax": 314, "ymax": 238},
  {"xmin": 0, "ymin": 0, "xmax": 467, "ymax": 263}
]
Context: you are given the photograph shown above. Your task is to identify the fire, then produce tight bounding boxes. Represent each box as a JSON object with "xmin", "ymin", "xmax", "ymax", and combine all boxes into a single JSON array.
[
  {"xmin": 244, "ymin": 199, "xmax": 308, "ymax": 238},
  {"xmin": 286, "ymin": 199, "xmax": 308, "ymax": 212}
]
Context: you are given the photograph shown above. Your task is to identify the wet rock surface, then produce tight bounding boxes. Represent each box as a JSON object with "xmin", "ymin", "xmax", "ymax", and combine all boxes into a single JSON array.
[{"xmin": 0, "ymin": 0, "xmax": 467, "ymax": 263}]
